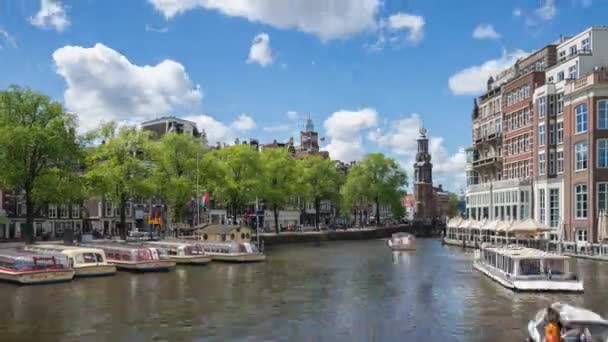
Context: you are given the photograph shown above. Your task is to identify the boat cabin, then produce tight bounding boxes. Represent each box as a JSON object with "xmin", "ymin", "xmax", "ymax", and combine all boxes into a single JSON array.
[
  {"xmin": 0, "ymin": 249, "xmax": 70, "ymax": 272},
  {"xmin": 82, "ymin": 243, "xmax": 164, "ymax": 263},
  {"xmin": 479, "ymin": 245, "xmax": 575, "ymax": 279},
  {"xmin": 142, "ymin": 241, "xmax": 205, "ymax": 257},
  {"xmin": 23, "ymin": 244, "xmax": 116, "ymax": 277}
]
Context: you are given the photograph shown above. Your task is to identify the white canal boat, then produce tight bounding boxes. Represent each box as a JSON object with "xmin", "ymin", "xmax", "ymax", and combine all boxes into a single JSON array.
[
  {"xmin": 387, "ymin": 233, "xmax": 416, "ymax": 251},
  {"xmin": 0, "ymin": 249, "xmax": 75, "ymax": 285},
  {"xmin": 81, "ymin": 242, "xmax": 175, "ymax": 272},
  {"xmin": 473, "ymin": 244, "xmax": 583, "ymax": 292},
  {"xmin": 199, "ymin": 242, "xmax": 266, "ymax": 262},
  {"xmin": 527, "ymin": 302, "xmax": 608, "ymax": 341},
  {"xmin": 24, "ymin": 244, "xmax": 116, "ymax": 277},
  {"xmin": 138, "ymin": 241, "xmax": 212, "ymax": 265}
]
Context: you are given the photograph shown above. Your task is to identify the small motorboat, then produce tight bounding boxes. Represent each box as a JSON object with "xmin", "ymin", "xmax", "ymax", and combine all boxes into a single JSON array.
[
  {"xmin": 527, "ymin": 302, "xmax": 608, "ymax": 341},
  {"xmin": 387, "ymin": 233, "xmax": 416, "ymax": 251}
]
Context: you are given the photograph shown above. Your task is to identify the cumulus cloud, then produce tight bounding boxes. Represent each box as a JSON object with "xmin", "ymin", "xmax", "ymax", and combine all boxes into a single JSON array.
[
  {"xmin": 323, "ymin": 108, "xmax": 378, "ymax": 162},
  {"xmin": 472, "ymin": 24, "xmax": 500, "ymax": 40},
  {"xmin": 286, "ymin": 111, "xmax": 298, "ymax": 121},
  {"xmin": 149, "ymin": 0, "xmax": 380, "ymax": 41},
  {"xmin": 0, "ymin": 29, "xmax": 16, "ymax": 49},
  {"xmin": 387, "ymin": 12, "xmax": 425, "ymax": 44},
  {"xmin": 29, "ymin": 0, "xmax": 70, "ymax": 32},
  {"xmin": 536, "ymin": 0, "xmax": 557, "ymax": 20},
  {"xmin": 231, "ymin": 114, "xmax": 256, "ymax": 131},
  {"xmin": 448, "ymin": 49, "xmax": 528, "ymax": 96},
  {"xmin": 53, "ymin": 43, "xmax": 202, "ymax": 132},
  {"xmin": 247, "ymin": 33, "xmax": 274, "ymax": 67}
]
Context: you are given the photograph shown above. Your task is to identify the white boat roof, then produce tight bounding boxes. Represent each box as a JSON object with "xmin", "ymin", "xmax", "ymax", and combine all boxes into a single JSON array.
[
  {"xmin": 481, "ymin": 245, "xmax": 570, "ymax": 260},
  {"xmin": 551, "ymin": 302, "xmax": 608, "ymax": 324},
  {"xmin": 142, "ymin": 241, "xmax": 198, "ymax": 248},
  {"xmin": 27, "ymin": 244, "xmax": 106, "ymax": 254}
]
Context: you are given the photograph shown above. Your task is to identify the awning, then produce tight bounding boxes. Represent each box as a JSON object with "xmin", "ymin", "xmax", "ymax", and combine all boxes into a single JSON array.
[
  {"xmin": 458, "ymin": 220, "xmax": 472, "ymax": 229},
  {"xmin": 482, "ymin": 220, "xmax": 499, "ymax": 231},
  {"xmin": 496, "ymin": 220, "xmax": 514, "ymax": 232},
  {"xmin": 447, "ymin": 217, "xmax": 463, "ymax": 228},
  {"xmin": 469, "ymin": 219, "xmax": 486, "ymax": 230},
  {"xmin": 508, "ymin": 218, "xmax": 551, "ymax": 236}
]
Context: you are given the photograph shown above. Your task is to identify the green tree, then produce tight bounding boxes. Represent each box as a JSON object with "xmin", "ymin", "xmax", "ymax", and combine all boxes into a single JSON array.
[
  {"xmin": 84, "ymin": 122, "xmax": 153, "ymax": 240},
  {"xmin": 149, "ymin": 133, "xmax": 206, "ymax": 232},
  {"xmin": 341, "ymin": 153, "xmax": 408, "ymax": 226},
  {"xmin": 259, "ymin": 148, "xmax": 298, "ymax": 234},
  {"xmin": 0, "ymin": 86, "xmax": 81, "ymax": 244},
  {"xmin": 298, "ymin": 155, "xmax": 341, "ymax": 230},
  {"xmin": 448, "ymin": 192, "xmax": 461, "ymax": 218},
  {"xmin": 203, "ymin": 144, "xmax": 260, "ymax": 223}
]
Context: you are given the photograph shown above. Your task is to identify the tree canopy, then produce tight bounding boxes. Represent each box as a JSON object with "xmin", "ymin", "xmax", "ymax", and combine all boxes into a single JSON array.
[
  {"xmin": 298, "ymin": 155, "xmax": 342, "ymax": 229},
  {"xmin": 259, "ymin": 147, "xmax": 298, "ymax": 233}
]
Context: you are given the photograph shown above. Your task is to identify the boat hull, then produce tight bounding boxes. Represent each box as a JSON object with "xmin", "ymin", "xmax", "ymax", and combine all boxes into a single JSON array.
[
  {"xmin": 473, "ymin": 260, "xmax": 583, "ymax": 292},
  {"xmin": 209, "ymin": 253, "xmax": 266, "ymax": 263},
  {"xmin": 170, "ymin": 255, "xmax": 212, "ymax": 265},
  {"xmin": 74, "ymin": 265, "xmax": 117, "ymax": 277},
  {"xmin": 111, "ymin": 260, "xmax": 176, "ymax": 272},
  {"xmin": 0, "ymin": 269, "xmax": 75, "ymax": 285}
]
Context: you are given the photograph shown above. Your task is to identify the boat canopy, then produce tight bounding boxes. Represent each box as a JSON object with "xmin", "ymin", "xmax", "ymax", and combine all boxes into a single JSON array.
[
  {"xmin": 550, "ymin": 303, "xmax": 608, "ymax": 324},
  {"xmin": 0, "ymin": 249, "xmax": 70, "ymax": 271},
  {"xmin": 200, "ymin": 242, "xmax": 260, "ymax": 254},
  {"xmin": 82, "ymin": 243, "xmax": 164, "ymax": 261}
]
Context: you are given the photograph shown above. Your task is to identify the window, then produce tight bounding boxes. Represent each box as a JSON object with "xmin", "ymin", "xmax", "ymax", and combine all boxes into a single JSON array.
[
  {"xmin": 539, "ymin": 125, "xmax": 546, "ymax": 146},
  {"xmin": 549, "ymin": 122, "xmax": 555, "ymax": 145},
  {"xmin": 575, "ymin": 142, "xmax": 588, "ymax": 171},
  {"xmin": 105, "ymin": 202, "xmax": 113, "ymax": 217},
  {"xmin": 556, "ymin": 121, "xmax": 564, "ymax": 144},
  {"xmin": 549, "ymin": 151, "xmax": 555, "ymax": 175},
  {"xmin": 60, "ymin": 205, "xmax": 69, "ymax": 218},
  {"xmin": 575, "ymin": 184, "xmax": 588, "ymax": 219},
  {"xmin": 71, "ymin": 205, "xmax": 80, "ymax": 219},
  {"xmin": 539, "ymin": 189, "xmax": 546, "ymax": 224},
  {"xmin": 599, "ymin": 100, "xmax": 608, "ymax": 129},
  {"xmin": 600, "ymin": 140, "xmax": 608, "ymax": 168},
  {"xmin": 577, "ymin": 230, "xmax": 588, "ymax": 242},
  {"xmin": 539, "ymin": 153, "xmax": 546, "ymax": 175},
  {"xmin": 576, "ymin": 104, "xmax": 588, "ymax": 133},
  {"xmin": 557, "ymin": 93, "xmax": 563, "ymax": 114},
  {"xmin": 599, "ymin": 183, "xmax": 608, "ymax": 214},
  {"xmin": 549, "ymin": 189, "xmax": 559, "ymax": 228},
  {"xmin": 582, "ymin": 38, "xmax": 590, "ymax": 51},
  {"xmin": 569, "ymin": 65, "xmax": 577, "ymax": 79},
  {"xmin": 539, "ymin": 97, "xmax": 546, "ymax": 118},
  {"xmin": 557, "ymin": 151, "xmax": 564, "ymax": 174},
  {"xmin": 126, "ymin": 202, "xmax": 132, "ymax": 218},
  {"xmin": 48, "ymin": 205, "xmax": 57, "ymax": 219},
  {"xmin": 558, "ymin": 71, "xmax": 565, "ymax": 81},
  {"xmin": 570, "ymin": 45, "xmax": 577, "ymax": 56}
]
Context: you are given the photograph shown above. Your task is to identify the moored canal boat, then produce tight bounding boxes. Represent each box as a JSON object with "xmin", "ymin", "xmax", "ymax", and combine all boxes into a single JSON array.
[
  {"xmin": 137, "ymin": 241, "xmax": 211, "ymax": 265},
  {"xmin": 0, "ymin": 249, "xmax": 75, "ymax": 285},
  {"xmin": 24, "ymin": 244, "xmax": 116, "ymax": 277},
  {"xmin": 81, "ymin": 242, "xmax": 175, "ymax": 272},
  {"xmin": 387, "ymin": 233, "xmax": 416, "ymax": 251},
  {"xmin": 199, "ymin": 242, "xmax": 266, "ymax": 262},
  {"xmin": 527, "ymin": 302, "xmax": 608, "ymax": 341},
  {"xmin": 473, "ymin": 244, "xmax": 583, "ymax": 292}
]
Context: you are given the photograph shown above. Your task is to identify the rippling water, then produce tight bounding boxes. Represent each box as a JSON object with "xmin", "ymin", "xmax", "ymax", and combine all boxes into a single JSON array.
[{"xmin": 1, "ymin": 239, "xmax": 608, "ymax": 341}]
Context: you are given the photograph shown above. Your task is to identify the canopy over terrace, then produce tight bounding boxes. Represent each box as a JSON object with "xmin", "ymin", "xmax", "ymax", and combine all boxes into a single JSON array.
[
  {"xmin": 507, "ymin": 218, "xmax": 551, "ymax": 237},
  {"xmin": 447, "ymin": 217, "xmax": 463, "ymax": 228}
]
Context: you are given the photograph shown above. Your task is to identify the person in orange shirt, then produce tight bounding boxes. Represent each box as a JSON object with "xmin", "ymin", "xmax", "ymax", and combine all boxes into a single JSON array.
[{"xmin": 544, "ymin": 321, "xmax": 560, "ymax": 342}]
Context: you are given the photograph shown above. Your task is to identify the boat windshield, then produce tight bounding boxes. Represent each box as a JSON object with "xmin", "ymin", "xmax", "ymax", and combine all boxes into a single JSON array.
[
  {"xmin": 560, "ymin": 323, "xmax": 608, "ymax": 342},
  {"xmin": 0, "ymin": 249, "xmax": 70, "ymax": 271},
  {"xmin": 185, "ymin": 245, "xmax": 205, "ymax": 255},
  {"xmin": 544, "ymin": 259, "xmax": 566, "ymax": 275},
  {"xmin": 520, "ymin": 259, "xmax": 542, "ymax": 276}
]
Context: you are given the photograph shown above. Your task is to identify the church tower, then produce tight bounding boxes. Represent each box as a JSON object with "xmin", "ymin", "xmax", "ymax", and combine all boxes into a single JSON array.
[
  {"xmin": 413, "ymin": 127, "xmax": 435, "ymax": 221},
  {"xmin": 300, "ymin": 115, "xmax": 319, "ymax": 152}
]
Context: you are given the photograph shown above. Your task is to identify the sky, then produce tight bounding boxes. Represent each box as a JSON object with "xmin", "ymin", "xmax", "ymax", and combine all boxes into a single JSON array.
[{"xmin": 0, "ymin": 0, "xmax": 606, "ymax": 193}]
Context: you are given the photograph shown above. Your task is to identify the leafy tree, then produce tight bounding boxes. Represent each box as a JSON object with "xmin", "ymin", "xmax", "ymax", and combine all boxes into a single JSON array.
[
  {"xmin": 298, "ymin": 155, "xmax": 341, "ymax": 230},
  {"xmin": 84, "ymin": 122, "xmax": 153, "ymax": 240},
  {"xmin": 0, "ymin": 86, "xmax": 81, "ymax": 243},
  {"xmin": 448, "ymin": 192, "xmax": 461, "ymax": 218},
  {"xmin": 203, "ymin": 144, "xmax": 260, "ymax": 223},
  {"xmin": 259, "ymin": 148, "xmax": 298, "ymax": 234},
  {"xmin": 149, "ymin": 133, "xmax": 205, "ymax": 231},
  {"xmin": 341, "ymin": 153, "xmax": 407, "ymax": 226}
]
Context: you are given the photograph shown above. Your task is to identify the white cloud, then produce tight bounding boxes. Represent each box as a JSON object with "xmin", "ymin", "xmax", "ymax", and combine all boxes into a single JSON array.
[
  {"xmin": 0, "ymin": 29, "xmax": 16, "ymax": 49},
  {"xmin": 448, "ymin": 49, "xmax": 528, "ymax": 96},
  {"xmin": 145, "ymin": 24, "xmax": 169, "ymax": 33},
  {"xmin": 536, "ymin": 0, "xmax": 557, "ymax": 20},
  {"xmin": 149, "ymin": 0, "xmax": 380, "ymax": 41},
  {"xmin": 286, "ymin": 111, "xmax": 298, "ymax": 121},
  {"xmin": 53, "ymin": 43, "xmax": 202, "ymax": 132},
  {"xmin": 263, "ymin": 124, "xmax": 290, "ymax": 132},
  {"xmin": 513, "ymin": 8, "xmax": 523, "ymax": 16},
  {"xmin": 387, "ymin": 12, "xmax": 425, "ymax": 44},
  {"xmin": 472, "ymin": 24, "xmax": 501, "ymax": 40},
  {"xmin": 183, "ymin": 114, "xmax": 233, "ymax": 145},
  {"xmin": 29, "ymin": 0, "xmax": 70, "ymax": 32},
  {"xmin": 323, "ymin": 108, "xmax": 378, "ymax": 162},
  {"xmin": 231, "ymin": 114, "xmax": 256, "ymax": 131},
  {"xmin": 246, "ymin": 33, "xmax": 274, "ymax": 67}
]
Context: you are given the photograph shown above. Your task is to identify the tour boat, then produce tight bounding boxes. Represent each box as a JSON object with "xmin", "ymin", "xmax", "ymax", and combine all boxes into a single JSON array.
[
  {"xmin": 199, "ymin": 242, "xmax": 266, "ymax": 262},
  {"xmin": 136, "ymin": 241, "xmax": 211, "ymax": 265},
  {"xmin": 387, "ymin": 233, "xmax": 416, "ymax": 251},
  {"xmin": 81, "ymin": 242, "xmax": 175, "ymax": 272},
  {"xmin": 24, "ymin": 244, "xmax": 116, "ymax": 277},
  {"xmin": 0, "ymin": 249, "xmax": 75, "ymax": 285},
  {"xmin": 473, "ymin": 244, "xmax": 583, "ymax": 292},
  {"xmin": 527, "ymin": 302, "xmax": 608, "ymax": 341}
]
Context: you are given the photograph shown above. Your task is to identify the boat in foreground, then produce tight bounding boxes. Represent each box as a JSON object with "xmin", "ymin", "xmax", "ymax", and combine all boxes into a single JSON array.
[
  {"xmin": 387, "ymin": 233, "xmax": 416, "ymax": 251},
  {"xmin": 527, "ymin": 302, "xmax": 608, "ymax": 341},
  {"xmin": 137, "ymin": 241, "xmax": 211, "ymax": 265},
  {"xmin": 0, "ymin": 249, "xmax": 75, "ymax": 285},
  {"xmin": 81, "ymin": 242, "xmax": 175, "ymax": 272},
  {"xmin": 473, "ymin": 244, "xmax": 583, "ymax": 292},
  {"xmin": 199, "ymin": 242, "xmax": 266, "ymax": 262},
  {"xmin": 24, "ymin": 244, "xmax": 116, "ymax": 277}
]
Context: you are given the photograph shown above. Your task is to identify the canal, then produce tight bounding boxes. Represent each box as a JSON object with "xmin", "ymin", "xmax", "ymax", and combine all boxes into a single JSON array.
[{"xmin": 1, "ymin": 239, "xmax": 608, "ymax": 341}]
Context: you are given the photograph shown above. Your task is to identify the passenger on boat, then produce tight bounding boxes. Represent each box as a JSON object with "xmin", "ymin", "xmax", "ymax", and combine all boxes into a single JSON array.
[{"xmin": 544, "ymin": 307, "xmax": 561, "ymax": 342}]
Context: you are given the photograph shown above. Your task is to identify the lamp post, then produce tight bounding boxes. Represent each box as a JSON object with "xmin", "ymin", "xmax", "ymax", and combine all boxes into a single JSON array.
[{"xmin": 255, "ymin": 197, "xmax": 261, "ymax": 250}]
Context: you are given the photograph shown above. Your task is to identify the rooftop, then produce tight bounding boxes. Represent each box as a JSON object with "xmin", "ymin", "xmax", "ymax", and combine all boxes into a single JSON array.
[{"xmin": 481, "ymin": 245, "xmax": 569, "ymax": 260}]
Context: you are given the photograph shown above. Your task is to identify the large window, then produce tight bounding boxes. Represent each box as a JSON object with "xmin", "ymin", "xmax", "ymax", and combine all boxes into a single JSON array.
[
  {"xmin": 549, "ymin": 122, "xmax": 555, "ymax": 144},
  {"xmin": 60, "ymin": 205, "xmax": 69, "ymax": 218},
  {"xmin": 557, "ymin": 151, "xmax": 564, "ymax": 174},
  {"xmin": 582, "ymin": 38, "xmax": 590, "ymax": 51},
  {"xmin": 576, "ymin": 104, "xmax": 588, "ymax": 133},
  {"xmin": 48, "ymin": 205, "xmax": 57, "ymax": 219},
  {"xmin": 539, "ymin": 97, "xmax": 546, "ymax": 118},
  {"xmin": 105, "ymin": 202, "xmax": 113, "ymax": 217},
  {"xmin": 539, "ymin": 125, "xmax": 546, "ymax": 146},
  {"xmin": 556, "ymin": 121, "xmax": 564, "ymax": 144},
  {"xmin": 575, "ymin": 184, "xmax": 588, "ymax": 219},
  {"xmin": 557, "ymin": 93, "xmax": 564, "ymax": 115},
  {"xmin": 549, "ymin": 151, "xmax": 555, "ymax": 175},
  {"xmin": 539, "ymin": 153, "xmax": 546, "ymax": 175},
  {"xmin": 575, "ymin": 142, "xmax": 588, "ymax": 171},
  {"xmin": 539, "ymin": 189, "xmax": 546, "ymax": 224},
  {"xmin": 598, "ymin": 139, "xmax": 608, "ymax": 168},
  {"xmin": 577, "ymin": 229, "xmax": 588, "ymax": 242},
  {"xmin": 549, "ymin": 189, "xmax": 559, "ymax": 228},
  {"xmin": 599, "ymin": 100, "xmax": 608, "ymax": 129},
  {"xmin": 599, "ymin": 183, "xmax": 608, "ymax": 214},
  {"xmin": 569, "ymin": 65, "xmax": 578, "ymax": 79},
  {"xmin": 71, "ymin": 205, "xmax": 80, "ymax": 219}
]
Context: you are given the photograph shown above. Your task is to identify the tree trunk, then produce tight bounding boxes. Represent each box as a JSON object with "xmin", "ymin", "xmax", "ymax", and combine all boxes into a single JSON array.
[
  {"xmin": 273, "ymin": 205, "xmax": 280, "ymax": 235},
  {"xmin": 375, "ymin": 197, "xmax": 380, "ymax": 227},
  {"xmin": 314, "ymin": 198, "xmax": 320, "ymax": 231},
  {"xmin": 120, "ymin": 198, "xmax": 127, "ymax": 240},
  {"xmin": 24, "ymin": 190, "xmax": 35, "ymax": 244}
]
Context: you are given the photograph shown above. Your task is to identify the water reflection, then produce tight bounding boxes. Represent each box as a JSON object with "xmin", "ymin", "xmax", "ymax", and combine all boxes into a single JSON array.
[{"xmin": 392, "ymin": 251, "xmax": 412, "ymax": 265}]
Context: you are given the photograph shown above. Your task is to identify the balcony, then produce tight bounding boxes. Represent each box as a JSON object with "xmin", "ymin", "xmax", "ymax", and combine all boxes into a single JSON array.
[
  {"xmin": 472, "ymin": 155, "xmax": 501, "ymax": 168},
  {"xmin": 565, "ymin": 67, "xmax": 608, "ymax": 94},
  {"xmin": 474, "ymin": 132, "xmax": 502, "ymax": 146},
  {"xmin": 466, "ymin": 178, "xmax": 531, "ymax": 194}
]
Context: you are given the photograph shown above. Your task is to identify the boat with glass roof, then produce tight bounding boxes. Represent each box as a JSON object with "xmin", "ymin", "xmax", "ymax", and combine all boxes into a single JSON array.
[
  {"xmin": 135, "ymin": 241, "xmax": 211, "ymax": 265},
  {"xmin": 474, "ymin": 244, "xmax": 583, "ymax": 292},
  {"xmin": 81, "ymin": 242, "xmax": 175, "ymax": 271},
  {"xmin": 387, "ymin": 233, "xmax": 416, "ymax": 251},
  {"xmin": 24, "ymin": 244, "xmax": 116, "ymax": 277},
  {"xmin": 0, "ymin": 249, "xmax": 75, "ymax": 284},
  {"xmin": 199, "ymin": 241, "xmax": 266, "ymax": 262}
]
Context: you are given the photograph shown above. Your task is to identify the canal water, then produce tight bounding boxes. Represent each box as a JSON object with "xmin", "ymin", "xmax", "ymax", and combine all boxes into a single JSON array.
[{"xmin": 1, "ymin": 239, "xmax": 608, "ymax": 341}]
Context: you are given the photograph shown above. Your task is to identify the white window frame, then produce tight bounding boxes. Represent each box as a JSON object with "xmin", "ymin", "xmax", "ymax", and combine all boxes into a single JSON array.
[
  {"xmin": 539, "ymin": 189, "xmax": 546, "ymax": 224},
  {"xmin": 60, "ymin": 204, "xmax": 69, "ymax": 219},
  {"xmin": 577, "ymin": 229, "xmax": 588, "ymax": 242},
  {"xmin": 575, "ymin": 184, "xmax": 588, "ymax": 219},
  {"xmin": 575, "ymin": 142, "xmax": 588, "ymax": 171},
  {"xmin": 598, "ymin": 182, "xmax": 608, "ymax": 214},
  {"xmin": 549, "ymin": 122, "xmax": 555, "ymax": 145},
  {"xmin": 598, "ymin": 139, "xmax": 608, "ymax": 168},
  {"xmin": 598, "ymin": 100, "xmax": 608, "ymax": 130},
  {"xmin": 539, "ymin": 152, "xmax": 546, "ymax": 176},
  {"xmin": 105, "ymin": 202, "xmax": 113, "ymax": 218},
  {"xmin": 539, "ymin": 97, "xmax": 546, "ymax": 118},
  {"xmin": 556, "ymin": 121, "xmax": 564, "ymax": 144},
  {"xmin": 557, "ymin": 150, "xmax": 564, "ymax": 174},
  {"xmin": 557, "ymin": 93, "xmax": 564, "ymax": 115},
  {"xmin": 549, "ymin": 189, "xmax": 559, "ymax": 228},
  {"xmin": 71, "ymin": 205, "xmax": 80, "ymax": 219},
  {"xmin": 48, "ymin": 204, "xmax": 57, "ymax": 219},
  {"xmin": 539, "ymin": 125, "xmax": 546, "ymax": 146},
  {"xmin": 576, "ymin": 104, "xmax": 588, "ymax": 134},
  {"xmin": 549, "ymin": 150, "xmax": 555, "ymax": 175}
]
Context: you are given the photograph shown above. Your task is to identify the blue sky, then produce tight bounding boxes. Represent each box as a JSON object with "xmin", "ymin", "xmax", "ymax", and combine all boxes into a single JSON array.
[{"xmin": 0, "ymin": 0, "xmax": 605, "ymax": 191}]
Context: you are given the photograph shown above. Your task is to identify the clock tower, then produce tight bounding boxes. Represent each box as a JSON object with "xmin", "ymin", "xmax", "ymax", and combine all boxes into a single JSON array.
[{"xmin": 413, "ymin": 127, "xmax": 436, "ymax": 221}]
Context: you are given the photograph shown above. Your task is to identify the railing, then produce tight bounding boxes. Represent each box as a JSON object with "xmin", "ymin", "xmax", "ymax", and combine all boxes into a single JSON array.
[
  {"xmin": 566, "ymin": 68, "xmax": 608, "ymax": 93},
  {"xmin": 466, "ymin": 178, "xmax": 532, "ymax": 193}
]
